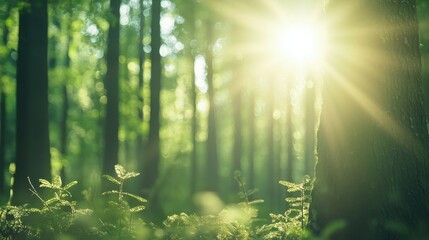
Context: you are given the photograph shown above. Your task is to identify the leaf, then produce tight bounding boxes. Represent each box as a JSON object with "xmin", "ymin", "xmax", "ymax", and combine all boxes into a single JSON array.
[
  {"xmin": 114, "ymin": 164, "xmax": 126, "ymax": 179},
  {"xmin": 52, "ymin": 176, "xmax": 62, "ymax": 189},
  {"xmin": 249, "ymin": 199, "xmax": 264, "ymax": 205},
  {"xmin": 279, "ymin": 180, "xmax": 295, "ymax": 188},
  {"xmin": 76, "ymin": 209, "xmax": 93, "ymax": 215},
  {"xmin": 124, "ymin": 171, "xmax": 140, "ymax": 179},
  {"xmin": 39, "ymin": 179, "xmax": 52, "ymax": 188},
  {"xmin": 103, "ymin": 175, "xmax": 121, "ymax": 185},
  {"xmin": 122, "ymin": 192, "xmax": 147, "ymax": 203},
  {"xmin": 45, "ymin": 198, "xmax": 58, "ymax": 206},
  {"xmin": 102, "ymin": 190, "xmax": 120, "ymax": 196},
  {"xmin": 130, "ymin": 205, "xmax": 145, "ymax": 212},
  {"xmin": 63, "ymin": 181, "xmax": 78, "ymax": 190}
]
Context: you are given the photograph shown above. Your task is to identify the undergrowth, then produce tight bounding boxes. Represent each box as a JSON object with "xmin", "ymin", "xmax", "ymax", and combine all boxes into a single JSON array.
[{"xmin": 0, "ymin": 166, "xmax": 316, "ymax": 240}]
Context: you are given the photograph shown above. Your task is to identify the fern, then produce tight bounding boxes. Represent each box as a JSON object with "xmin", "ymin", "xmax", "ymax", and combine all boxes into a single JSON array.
[
  {"xmin": 257, "ymin": 175, "xmax": 313, "ymax": 240},
  {"xmin": 101, "ymin": 164, "xmax": 148, "ymax": 237}
]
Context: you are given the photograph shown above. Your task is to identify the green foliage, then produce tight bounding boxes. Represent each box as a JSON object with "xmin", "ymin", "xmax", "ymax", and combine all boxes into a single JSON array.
[
  {"xmin": 1, "ymin": 167, "xmax": 321, "ymax": 239},
  {"xmin": 1, "ymin": 176, "xmax": 95, "ymax": 239},
  {"xmin": 100, "ymin": 164, "xmax": 148, "ymax": 238},
  {"xmin": 257, "ymin": 175, "xmax": 313, "ymax": 240},
  {"xmin": 1, "ymin": 165, "xmax": 149, "ymax": 239}
]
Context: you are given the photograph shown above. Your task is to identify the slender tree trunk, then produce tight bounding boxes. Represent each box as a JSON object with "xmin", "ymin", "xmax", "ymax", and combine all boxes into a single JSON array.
[
  {"xmin": 310, "ymin": 1, "xmax": 429, "ymax": 239},
  {"xmin": 266, "ymin": 78, "xmax": 275, "ymax": 200},
  {"xmin": 247, "ymin": 84, "xmax": 256, "ymax": 191},
  {"xmin": 285, "ymin": 79, "xmax": 294, "ymax": 182},
  {"xmin": 60, "ymin": 2, "xmax": 72, "ymax": 179},
  {"xmin": 102, "ymin": 0, "xmax": 121, "ymax": 177},
  {"xmin": 143, "ymin": 0, "xmax": 161, "ymax": 190},
  {"xmin": 231, "ymin": 23, "xmax": 243, "ymax": 192},
  {"xmin": 206, "ymin": 19, "xmax": 218, "ymax": 192},
  {"xmin": 189, "ymin": 0, "xmax": 198, "ymax": 195},
  {"xmin": 13, "ymin": 0, "xmax": 51, "ymax": 205},
  {"xmin": 0, "ymin": 4, "xmax": 11, "ymax": 202},
  {"xmin": 136, "ymin": 0, "xmax": 145, "ymax": 174},
  {"xmin": 0, "ymin": 88, "xmax": 6, "ymax": 199}
]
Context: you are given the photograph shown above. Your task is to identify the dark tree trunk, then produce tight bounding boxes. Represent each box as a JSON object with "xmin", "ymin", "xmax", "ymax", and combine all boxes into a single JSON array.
[
  {"xmin": 206, "ymin": 20, "xmax": 219, "ymax": 192},
  {"xmin": 13, "ymin": 0, "xmax": 51, "ymax": 205},
  {"xmin": 310, "ymin": 1, "xmax": 429, "ymax": 239},
  {"xmin": 0, "ymin": 3, "xmax": 11, "ymax": 202},
  {"xmin": 136, "ymin": 0, "xmax": 145, "ymax": 175},
  {"xmin": 143, "ymin": 0, "xmax": 161, "ymax": 190},
  {"xmin": 60, "ymin": 2, "xmax": 72, "ymax": 179},
  {"xmin": 102, "ymin": 0, "xmax": 120, "ymax": 177}
]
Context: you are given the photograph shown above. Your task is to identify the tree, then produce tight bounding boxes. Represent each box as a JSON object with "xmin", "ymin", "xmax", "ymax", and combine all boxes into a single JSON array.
[
  {"xmin": 102, "ymin": 0, "xmax": 121, "ymax": 177},
  {"xmin": 309, "ymin": 1, "xmax": 429, "ymax": 239},
  {"xmin": 0, "ymin": 1, "xmax": 12, "ymax": 202},
  {"xmin": 205, "ymin": 18, "xmax": 219, "ymax": 192},
  {"xmin": 143, "ymin": 0, "xmax": 161, "ymax": 190},
  {"xmin": 13, "ymin": 0, "xmax": 51, "ymax": 205},
  {"xmin": 136, "ymin": 0, "xmax": 146, "ymax": 175}
]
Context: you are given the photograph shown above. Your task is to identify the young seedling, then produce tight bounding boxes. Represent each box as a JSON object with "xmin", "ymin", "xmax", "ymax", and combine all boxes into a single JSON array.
[{"xmin": 102, "ymin": 164, "xmax": 147, "ymax": 235}]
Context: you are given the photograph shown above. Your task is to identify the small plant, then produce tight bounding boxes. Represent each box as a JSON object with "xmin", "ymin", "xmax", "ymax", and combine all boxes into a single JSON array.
[
  {"xmin": 234, "ymin": 171, "xmax": 264, "ymax": 207},
  {"xmin": 29, "ymin": 176, "xmax": 78, "ymax": 212},
  {"xmin": 1, "ymin": 176, "xmax": 95, "ymax": 239},
  {"xmin": 101, "ymin": 164, "xmax": 147, "ymax": 237},
  {"xmin": 257, "ymin": 175, "xmax": 312, "ymax": 240}
]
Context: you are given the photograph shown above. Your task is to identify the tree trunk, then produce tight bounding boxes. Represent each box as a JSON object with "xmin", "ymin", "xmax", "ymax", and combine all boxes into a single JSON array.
[
  {"xmin": 247, "ymin": 84, "xmax": 256, "ymax": 191},
  {"xmin": 266, "ymin": 78, "xmax": 275, "ymax": 201},
  {"xmin": 189, "ymin": 0, "xmax": 198, "ymax": 196},
  {"xmin": 285, "ymin": 79, "xmax": 294, "ymax": 182},
  {"xmin": 136, "ymin": 0, "xmax": 145, "ymax": 175},
  {"xmin": 0, "ymin": 3, "xmax": 11, "ymax": 202},
  {"xmin": 310, "ymin": 1, "xmax": 429, "ymax": 239},
  {"xmin": 13, "ymin": 0, "xmax": 51, "ymax": 205},
  {"xmin": 206, "ymin": 19, "xmax": 219, "ymax": 192},
  {"xmin": 60, "ymin": 2, "xmax": 72, "ymax": 179},
  {"xmin": 143, "ymin": 0, "xmax": 161, "ymax": 190},
  {"xmin": 231, "ymin": 23, "xmax": 243, "ymax": 192},
  {"xmin": 102, "ymin": 0, "xmax": 120, "ymax": 177}
]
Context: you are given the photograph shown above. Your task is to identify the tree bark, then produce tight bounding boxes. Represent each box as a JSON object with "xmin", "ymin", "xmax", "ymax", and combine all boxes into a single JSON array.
[
  {"xmin": 13, "ymin": 0, "xmax": 51, "ymax": 205},
  {"xmin": 310, "ymin": 1, "xmax": 429, "ymax": 239},
  {"xmin": 206, "ymin": 19, "xmax": 219, "ymax": 192},
  {"xmin": 102, "ymin": 0, "xmax": 120, "ymax": 177},
  {"xmin": 136, "ymin": 0, "xmax": 145, "ymax": 175},
  {"xmin": 0, "ymin": 2, "xmax": 11, "ymax": 202},
  {"xmin": 143, "ymin": 0, "xmax": 161, "ymax": 190}
]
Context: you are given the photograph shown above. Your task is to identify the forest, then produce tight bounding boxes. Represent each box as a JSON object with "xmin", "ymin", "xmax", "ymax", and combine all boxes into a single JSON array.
[{"xmin": 1, "ymin": 0, "xmax": 429, "ymax": 239}]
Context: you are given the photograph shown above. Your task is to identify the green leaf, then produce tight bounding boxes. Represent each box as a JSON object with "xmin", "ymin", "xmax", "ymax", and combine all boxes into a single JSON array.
[
  {"xmin": 279, "ymin": 180, "xmax": 295, "ymax": 188},
  {"xmin": 63, "ymin": 181, "xmax": 78, "ymax": 190},
  {"xmin": 103, "ymin": 175, "xmax": 121, "ymax": 185},
  {"xmin": 76, "ymin": 209, "xmax": 93, "ymax": 215},
  {"xmin": 45, "ymin": 198, "xmax": 58, "ymax": 205},
  {"xmin": 102, "ymin": 190, "xmax": 120, "ymax": 196},
  {"xmin": 124, "ymin": 171, "xmax": 140, "ymax": 179},
  {"xmin": 39, "ymin": 179, "xmax": 52, "ymax": 188},
  {"xmin": 130, "ymin": 205, "xmax": 145, "ymax": 212},
  {"xmin": 249, "ymin": 199, "xmax": 264, "ymax": 205},
  {"xmin": 122, "ymin": 192, "xmax": 147, "ymax": 203},
  {"xmin": 114, "ymin": 164, "xmax": 126, "ymax": 179},
  {"xmin": 52, "ymin": 176, "xmax": 62, "ymax": 189}
]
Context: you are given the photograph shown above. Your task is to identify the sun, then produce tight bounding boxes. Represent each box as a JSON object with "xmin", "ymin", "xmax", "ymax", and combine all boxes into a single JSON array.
[{"xmin": 274, "ymin": 24, "xmax": 324, "ymax": 65}]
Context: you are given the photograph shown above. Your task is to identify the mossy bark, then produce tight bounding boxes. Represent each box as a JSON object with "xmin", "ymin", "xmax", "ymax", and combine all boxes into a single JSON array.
[{"xmin": 310, "ymin": 1, "xmax": 429, "ymax": 239}]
